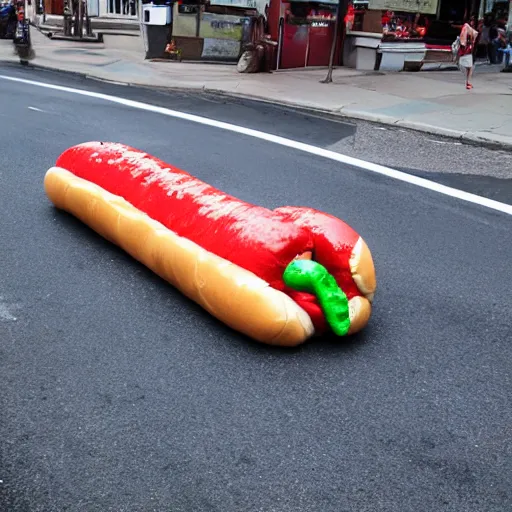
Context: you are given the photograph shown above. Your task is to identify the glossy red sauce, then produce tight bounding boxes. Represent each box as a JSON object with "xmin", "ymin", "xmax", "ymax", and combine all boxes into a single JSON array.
[{"xmin": 56, "ymin": 142, "xmax": 362, "ymax": 334}]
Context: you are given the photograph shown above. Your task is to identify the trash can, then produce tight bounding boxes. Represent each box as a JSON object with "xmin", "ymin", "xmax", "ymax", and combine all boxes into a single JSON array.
[{"xmin": 140, "ymin": 0, "xmax": 172, "ymax": 60}]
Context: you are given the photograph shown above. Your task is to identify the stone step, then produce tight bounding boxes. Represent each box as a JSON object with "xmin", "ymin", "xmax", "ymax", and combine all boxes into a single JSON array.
[
  {"xmin": 38, "ymin": 16, "xmax": 140, "ymax": 34},
  {"xmin": 48, "ymin": 33, "xmax": 104, "ymax": 42}
]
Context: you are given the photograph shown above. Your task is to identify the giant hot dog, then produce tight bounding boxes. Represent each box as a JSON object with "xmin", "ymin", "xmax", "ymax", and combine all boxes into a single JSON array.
[{"xmin": 44, "ymin": 142, "xmax": 376, "ymax": 346}]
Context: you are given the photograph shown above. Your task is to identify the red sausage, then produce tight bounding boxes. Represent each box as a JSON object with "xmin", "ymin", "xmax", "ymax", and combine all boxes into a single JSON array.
[{"xmin": 56, "ymin": 142, "xmax": 362, "ymax": 334}]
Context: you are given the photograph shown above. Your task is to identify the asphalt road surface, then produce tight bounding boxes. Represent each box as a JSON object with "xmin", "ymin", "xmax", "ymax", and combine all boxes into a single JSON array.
[{"xmin": 0, "ymin": 65, "xmax": 511, "ymax": 512}]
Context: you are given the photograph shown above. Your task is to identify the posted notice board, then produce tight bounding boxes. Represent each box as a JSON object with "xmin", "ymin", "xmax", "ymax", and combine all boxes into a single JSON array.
[{"xmin": 369, "ymin": 0, "xmax": 439, "ymax": 15}]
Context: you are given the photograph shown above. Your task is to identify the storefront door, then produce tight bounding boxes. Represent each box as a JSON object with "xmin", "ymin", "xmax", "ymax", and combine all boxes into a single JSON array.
[
  {"xmin": 280, "ymin": 22, "xmax": 309, "ymax": 68},
  {"xmin": 278, "ymin": 0, "xmax": 338, "ymax": 69},
  {"xmin": 307, "ymin": 21, "xmax": 335, "ymax": 66}
]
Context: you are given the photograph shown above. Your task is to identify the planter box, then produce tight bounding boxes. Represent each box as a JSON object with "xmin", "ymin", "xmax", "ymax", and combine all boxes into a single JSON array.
[
  {"xmin": 343, "ymin": 32, "xmax": 381, "ymax": 70},
  {"xmin": 173, "ymin": 36, "xmax": 204, "ymax": 60},
  {"xmin": 378, "ymin": 41, "xmax": 426, "ymax": 71}
]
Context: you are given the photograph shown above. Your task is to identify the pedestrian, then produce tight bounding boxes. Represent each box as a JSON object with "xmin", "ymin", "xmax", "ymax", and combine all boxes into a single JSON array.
[
  {"xmin": 458, "ymin": 16, "xmax": 479, "ymax": 90},
  {"xmin": 492, "ymin": 22, "xmax": 507, "ymax": 63},
  {"xmin": 488, "ymin": 17, "xmax": 499, "ymax": 62}
]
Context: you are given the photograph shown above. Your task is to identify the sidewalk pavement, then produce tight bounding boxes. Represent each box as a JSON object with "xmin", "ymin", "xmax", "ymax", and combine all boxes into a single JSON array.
[{"xmin": 1, "ymin": 29, "xmax": 512, "ymax": 149}]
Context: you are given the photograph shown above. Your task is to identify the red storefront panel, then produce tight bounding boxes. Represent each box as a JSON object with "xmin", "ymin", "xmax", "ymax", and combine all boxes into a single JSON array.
[
  {"xmin": 281, "ymin": 23, "xmax": 309, "ymax": 68},
  {"xmin": 307, "ymin": 23, "xmax": 335, "ymax": 66},
  {"xmin": 276, "ymin": 0, "xmax": 338, "ymax": 69}
]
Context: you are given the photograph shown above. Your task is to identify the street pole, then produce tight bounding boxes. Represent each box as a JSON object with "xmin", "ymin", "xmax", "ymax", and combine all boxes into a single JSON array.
[
  {"xmin": 78, "ymin": 0, "xmax": 83, "ymax": 39},
  {"xmin": 321, "ymin": 0, "xmax": 348, "ymax": 84},
  {"xmin": 84, "ymin": 0, "xmax": 91, "ymax": 37}
]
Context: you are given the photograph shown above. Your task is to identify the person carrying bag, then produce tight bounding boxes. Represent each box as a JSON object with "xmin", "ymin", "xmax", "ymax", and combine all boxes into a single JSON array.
[{"xmin": 458, "ymin": 17, "xmax": 479, "ymax": 90}]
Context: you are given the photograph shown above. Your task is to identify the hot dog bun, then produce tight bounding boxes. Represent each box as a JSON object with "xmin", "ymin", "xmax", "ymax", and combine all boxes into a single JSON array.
[
  {"xmin": 347, "ymin": 295, "xmax": 372, "ymax": 335},
  {"xmin": 346, "ymin": 239, "xmax": 375, "ymax": 335},
  {"xmin": 349, "ymin": 237, "xmax": 377, "ymax": 304},
  {"xmin": 44, "ymin": 167, "xmax": 315, "ymax": 347}
]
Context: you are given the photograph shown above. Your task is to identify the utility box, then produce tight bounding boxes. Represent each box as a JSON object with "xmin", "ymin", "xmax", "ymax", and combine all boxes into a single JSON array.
[{"xmin": 142, "ymin": 3, "xmax": 171, "ymax": 26}]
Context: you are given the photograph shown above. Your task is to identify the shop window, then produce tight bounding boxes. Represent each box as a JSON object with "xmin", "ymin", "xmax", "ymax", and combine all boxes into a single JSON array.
[
  {"xmin": 346, "ymin": 1, "xmax": 368, "ymax": 31},
  {"xmin": 107, "ymin": 0, "xmax": 138, "ymax": 17},
  {"xmin": 286, "ymin": 2, "xmax": 337, "ymax": 25},
  {"xmin": 438, "ymin": 0, "xmax": 466, "ymax": 22}
]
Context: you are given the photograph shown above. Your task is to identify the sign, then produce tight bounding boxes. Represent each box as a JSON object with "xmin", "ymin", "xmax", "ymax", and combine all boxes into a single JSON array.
[
  {"xmin": 210, "ymin": 0, "xmax": 258, "ymax": 8},
  {"xmin": 209, "ymin": 0, "xmax": 272, "ymax": 18},
  {"xmin": 201, "ymin": 38, "xmax": 241, "ymax": 59},
  {"xmin": 368, "ymin": 0, "xmax": 438, "ymax": 15},
  {"xmin": 290, "ymin": 0, "xmax": 339, "ymax": 4},
  {"xmin": 178, "ymin": 4, "xmax": 199, "ymax": 13},
  {"xmin": 200, "ymin": 13, "xmax": 244, "ymax": 40}
]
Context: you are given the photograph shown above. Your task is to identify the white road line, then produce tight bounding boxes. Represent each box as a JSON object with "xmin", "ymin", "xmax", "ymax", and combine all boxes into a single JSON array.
[
  {"xmin": 429, "ymin": 139, "xmax": 462, "ymax": 146},
  {"xmin": 28, "ymin": 106, "xmax": 45, "ymax": 112},
  {"xmin": 1, "ymin": 73, "xmax": 511, "ymax": 217}
]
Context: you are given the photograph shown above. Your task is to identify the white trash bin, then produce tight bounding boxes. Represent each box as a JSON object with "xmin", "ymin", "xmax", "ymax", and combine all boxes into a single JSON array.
[{"xmin": 142, "ymin": 3, "xmax": 171, "ymax": 25}]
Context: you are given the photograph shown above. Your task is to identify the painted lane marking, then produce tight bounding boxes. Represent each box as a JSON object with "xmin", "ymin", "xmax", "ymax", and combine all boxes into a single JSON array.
[
  {"xmin": 1, "ymin": 73, "xmax": 511, "ymax": 217},
  {"xmin": 428, "ymin": 139, "xmax": 462, "ymax": 146},
  {"xmin": 28, "ymin": 106, "xmax": 45, "ymax": 112}
]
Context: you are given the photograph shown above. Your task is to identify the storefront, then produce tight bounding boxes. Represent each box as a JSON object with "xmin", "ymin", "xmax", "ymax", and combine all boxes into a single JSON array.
[
  {"xmin": 170, "ymin": 0, "xmax": 267, "ymax": 60},
  {"xmin": 171, "ymin": 0, "xmax": 345, "ymax": 65},
  {"xmin": 480, "ymin": 0, "xmax": 511, "ymax": 25},
  {"xmin": 264, "ymin": 0, "xmax": 341, "ymax": 69},
  {"xmin": 342, "ymin": 0, "xmax": 511, "ymax": 70},
  {"xmin": 343, "ymin": 0, "xmax": 436, "ymax": 70},
  {"xmin": 37, "ymin": 0, "xmax": 138, "ymax": 21},
  {"xmin": 103, "ymin": 0, "xmax": 138, "ymax": 17}
]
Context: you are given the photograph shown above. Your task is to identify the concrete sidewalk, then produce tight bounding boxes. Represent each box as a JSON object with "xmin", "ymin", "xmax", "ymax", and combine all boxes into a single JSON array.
[{"xmin": 1, "ymin": 29, "xmax": 512, "ymax": 149}]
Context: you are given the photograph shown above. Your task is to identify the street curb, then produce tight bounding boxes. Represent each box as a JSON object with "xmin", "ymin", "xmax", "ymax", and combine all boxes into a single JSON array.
[
  {"xmin": 195, "ymin": 89, "xmax": 512, "ymax": 151},
  {"xmin": 2, "ymin": 58, "xmax": 512, "ymax": 151}
]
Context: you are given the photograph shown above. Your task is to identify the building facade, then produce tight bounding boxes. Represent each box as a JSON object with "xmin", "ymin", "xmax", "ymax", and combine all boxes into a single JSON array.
[
  {"xmin": 32, "ymin": 0, "xmax": 141, "ymax": 27},
  {"xmin": 100, "ymin": 0, "xmax": 138, "ymax": 18}
]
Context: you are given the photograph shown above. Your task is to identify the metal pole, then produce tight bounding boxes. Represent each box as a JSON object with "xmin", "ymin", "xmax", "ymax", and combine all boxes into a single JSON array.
[
  {"xmin": 84, "ymin": 0, "xmax": 92, "ymax": 36},
  {"xmin": 320, "ymin": 0, "xmax": 346, "ymax": 83},
  {"xmin": 276, "ymin": 16, "xmax": 283, "ymax": 70},
  {"xmin": 78, "ymin": 0, "xmax": 83, "ymax": 38},
  {"xmin": 305, "ymin": 24, "xmax": 310, "ymax": 67},
  {"xmin": 195, "ymin": 0, "xmax": 200, "ymax": 37}
]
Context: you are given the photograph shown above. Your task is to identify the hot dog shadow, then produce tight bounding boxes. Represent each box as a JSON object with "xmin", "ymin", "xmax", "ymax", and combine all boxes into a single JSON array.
[
  {"xmin": 242, "ymin": 329, "xmax": 374, "ymax": 357},
  {"xmin": 211, "ymin": 306, "xmax": 373, "ymax": 358},
  {"xmin": 52, "ymin": 209, "xmax": 374, "ymax": 356}
]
